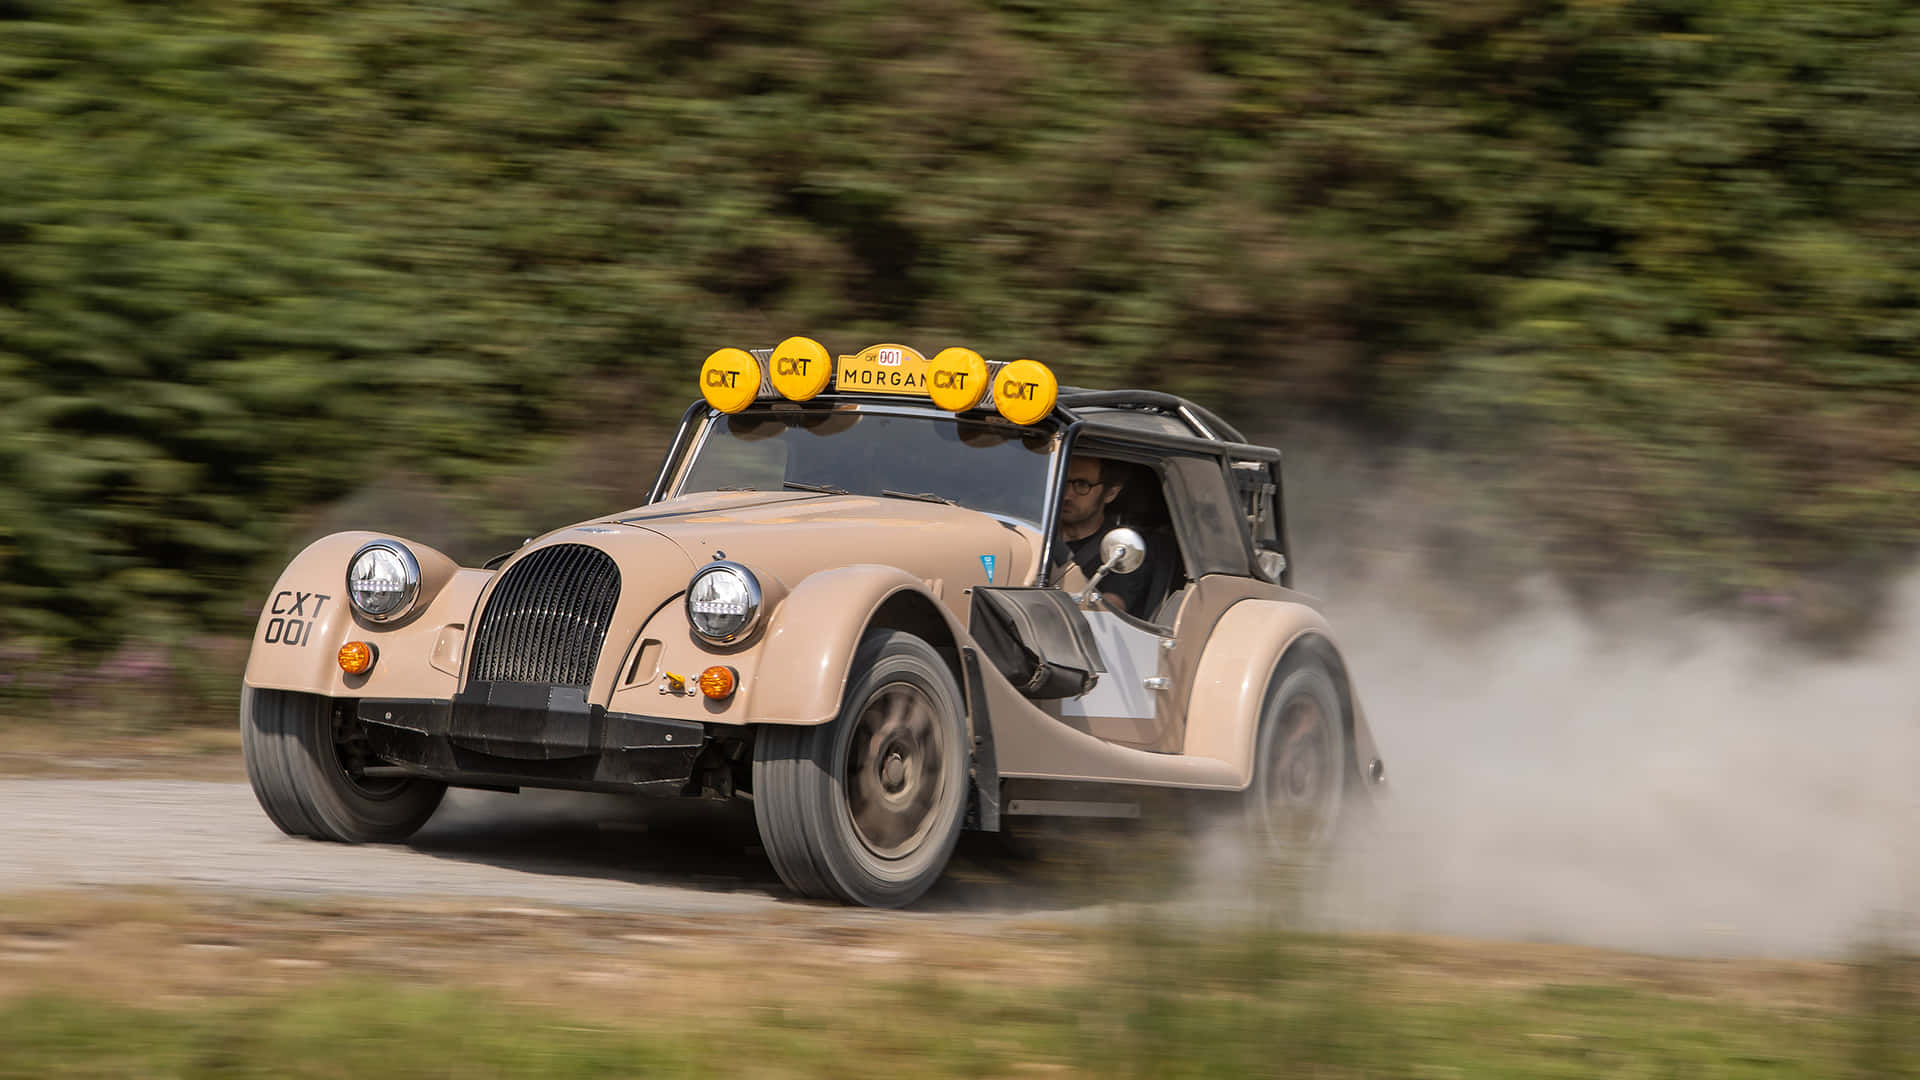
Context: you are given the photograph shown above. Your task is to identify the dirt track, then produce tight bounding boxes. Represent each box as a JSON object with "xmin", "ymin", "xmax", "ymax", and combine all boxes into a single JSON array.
[
  {"xmin": 0, "ymin": 780, "xmax": 1862, "ymax": 1025},
  {"xmin": 0, "ymin": 779, "xmax": 1121, "ymax": 1030},
  {"xmin": 0, "ymin": 779, "xmax": 1063, "ymax": 918},
  {"xmin": 0, "ymin": 776, "xmax": 1887, "ymax": 1030},
  {"xmin": 1, "ymin": 781, "xmax": 812, "ymax": 914}
]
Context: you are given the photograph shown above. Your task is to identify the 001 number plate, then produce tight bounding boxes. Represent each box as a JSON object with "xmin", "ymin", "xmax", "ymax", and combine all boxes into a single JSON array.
[{"xmin": 835, "ymin": 343, "xmax": 929, "ymax": 396}]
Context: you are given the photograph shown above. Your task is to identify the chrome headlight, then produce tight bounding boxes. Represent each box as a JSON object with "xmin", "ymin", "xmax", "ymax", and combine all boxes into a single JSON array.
[
  {"xmin": 346, "ymin": 541, "xmax": 421, "ymax": 624},
  {"xmin": 686, "ymin": 561, "xmax": 761, "ymax": 644}
]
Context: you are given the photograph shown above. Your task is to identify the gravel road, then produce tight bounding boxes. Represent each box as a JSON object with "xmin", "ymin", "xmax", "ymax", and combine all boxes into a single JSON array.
[
  {"xmin": 0, "ymin": 780, "xmax": 829, "ymax": 914},
  {"xmin": 0, "ymin": 779, "xmax": 1083, "ymax": 921}
]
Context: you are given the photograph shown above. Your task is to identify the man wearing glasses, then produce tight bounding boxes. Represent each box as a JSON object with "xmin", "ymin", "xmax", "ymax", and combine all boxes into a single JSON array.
[{"xmin": 1054, "ymin": 455, "xmax": 1166, "ymax": 617}]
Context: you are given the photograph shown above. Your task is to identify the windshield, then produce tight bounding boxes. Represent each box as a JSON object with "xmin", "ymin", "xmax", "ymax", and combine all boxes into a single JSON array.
[{"xmin": 677, "ymin": 407, "xmax": 1057, "ymax": 525}]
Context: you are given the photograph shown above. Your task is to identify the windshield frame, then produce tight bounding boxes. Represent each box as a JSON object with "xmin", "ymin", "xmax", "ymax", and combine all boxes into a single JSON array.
[
  {"xmin": 656, "ymin": 400, "xmax": 1068, "ymax": 532},
  {"xmin": 646, "ymin": 388, "xmax": 1290, "ymax": 589}
]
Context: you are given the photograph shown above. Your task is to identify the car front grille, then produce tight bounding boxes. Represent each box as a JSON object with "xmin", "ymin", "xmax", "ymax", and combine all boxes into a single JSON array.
[{"xmin": 467, "ymin": 544, "xmax": 621, "ymax": 688}]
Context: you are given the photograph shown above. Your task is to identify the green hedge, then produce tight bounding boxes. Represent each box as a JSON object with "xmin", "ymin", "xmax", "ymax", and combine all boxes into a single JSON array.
[{"xmin": 4, "ymin": 0, "xmax": 1918, "ymax": 671}]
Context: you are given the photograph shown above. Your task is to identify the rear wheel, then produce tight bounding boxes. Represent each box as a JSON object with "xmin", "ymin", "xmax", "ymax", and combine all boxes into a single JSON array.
[
  {"xmin": 1247, "ymin": 664, "xmax": 1346, "ymax": 857},
  {"xmin": 241, "ymin": 688, "xmax": 445, "ymax": 843},
  {"xmin": 752, "ymin": 630, "xmax": 969, "ymax": 908}
]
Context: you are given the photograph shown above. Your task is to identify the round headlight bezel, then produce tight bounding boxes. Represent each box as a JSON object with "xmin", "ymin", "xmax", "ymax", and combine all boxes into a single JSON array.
[
  {"xmin": 345, "ymin": 541, "xmax": 422, "ymax": 625},
  {"xmin": 685, "ymin": 561, "xmax": 762, "ymax": 645}
]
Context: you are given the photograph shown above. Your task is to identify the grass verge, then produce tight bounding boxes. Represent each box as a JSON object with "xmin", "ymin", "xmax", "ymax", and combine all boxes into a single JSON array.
[
  {"xmin": 1, "ymin": 903, "xmax": 1909, "ymax": 1079},
  {"xmin": 0, "ymin": 722, "xmax": 241, "ymax": 780}
]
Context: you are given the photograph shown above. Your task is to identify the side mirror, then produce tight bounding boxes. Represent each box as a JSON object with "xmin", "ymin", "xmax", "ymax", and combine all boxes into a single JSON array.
[
  {"xmin": 1077, "ymin": 527, "xmax": 1147, "ymax": 604},
  {"xmin": 1099, "ymin": 528, "xmax": 1147, "ymax": 574}
]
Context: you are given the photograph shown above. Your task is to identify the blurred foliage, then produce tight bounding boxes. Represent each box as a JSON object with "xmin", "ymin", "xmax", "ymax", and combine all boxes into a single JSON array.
[{"xmin": 3, "ymin": 0, "xmax": 1920, "ymax": 697}]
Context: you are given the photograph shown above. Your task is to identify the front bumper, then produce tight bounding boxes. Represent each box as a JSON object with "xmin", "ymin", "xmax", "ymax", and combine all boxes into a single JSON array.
[{"xmin": 356, "ymin": 681, "xmax": 708, "ymax": 793}]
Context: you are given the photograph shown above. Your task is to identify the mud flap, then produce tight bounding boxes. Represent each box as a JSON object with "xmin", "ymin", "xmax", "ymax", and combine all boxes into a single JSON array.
[{"xmin": 961, "ymin": 647, "xmax": 1001, "ymax": 832}]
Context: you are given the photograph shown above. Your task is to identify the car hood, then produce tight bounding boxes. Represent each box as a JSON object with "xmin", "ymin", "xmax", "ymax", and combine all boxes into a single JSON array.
[{"xmin": 601, "ymin": 490, "xmax": 1034, "ymax": 600}]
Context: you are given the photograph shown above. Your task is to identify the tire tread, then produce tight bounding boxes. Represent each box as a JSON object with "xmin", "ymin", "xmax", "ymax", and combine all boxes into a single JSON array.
[
  {"xmin": 241, "ymin": 688, "xmax": 322, "ymax": 838},
  {"xmin": 241, "ymin": 687, "xmax": 444, "ymax": 844}
]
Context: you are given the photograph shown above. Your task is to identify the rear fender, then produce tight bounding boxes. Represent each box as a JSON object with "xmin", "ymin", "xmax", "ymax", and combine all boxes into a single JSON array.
[
  {"xmin": 1181, "ymin": 599, "xmax": 1382, "ymax": 791},
  {"xmin": 744, "ymin": 564, "xmax": 966, "ymax": 725},
  {"xmin": 241, "ymin": 532, "xmax": 488, "ymax": 701}
]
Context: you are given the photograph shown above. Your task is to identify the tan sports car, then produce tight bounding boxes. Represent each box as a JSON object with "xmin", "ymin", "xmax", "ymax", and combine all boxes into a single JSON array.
[{"xmin": 241, "ymin": 339, "xmax": 1388, "ymax": 907}]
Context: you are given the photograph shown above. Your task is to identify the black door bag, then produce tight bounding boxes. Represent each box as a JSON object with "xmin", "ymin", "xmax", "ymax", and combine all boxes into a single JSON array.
[{"xmin": 968, "ymin": 588, "xmax": 1104, "ymax": 699}]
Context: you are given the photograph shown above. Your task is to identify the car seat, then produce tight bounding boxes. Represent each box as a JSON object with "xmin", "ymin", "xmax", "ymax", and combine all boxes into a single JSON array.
[
  {"xmin": 1132, "ymin": 525, "xmax": 1183, "ymax": 625},
  {"xmin": 1101, "ymin": 465, "xmax": 1183, "ymax": 622}
]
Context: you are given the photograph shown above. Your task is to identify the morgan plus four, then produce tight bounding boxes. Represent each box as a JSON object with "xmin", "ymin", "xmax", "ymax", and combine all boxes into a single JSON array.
[{"xmin": 241, "ymin": 338, "xmax": 1389, "ymax": 907}]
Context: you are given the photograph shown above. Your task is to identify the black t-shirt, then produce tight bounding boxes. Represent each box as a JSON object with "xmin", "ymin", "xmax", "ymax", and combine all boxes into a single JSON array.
[{"xmin": 1055, "ymin": 526, "xmax": 1168, "ymax": 617}]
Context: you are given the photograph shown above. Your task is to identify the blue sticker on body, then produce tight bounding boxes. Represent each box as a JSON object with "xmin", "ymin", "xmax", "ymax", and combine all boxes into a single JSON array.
[{"xmin": 979, "ymin": 554, "xmax": 996, "ymax": 583}]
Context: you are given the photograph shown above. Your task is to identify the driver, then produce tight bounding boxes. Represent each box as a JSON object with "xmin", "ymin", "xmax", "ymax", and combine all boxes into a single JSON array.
[{"xmin": 1053, "ymin": 455, "xmax": 1165, "ymax": 616}]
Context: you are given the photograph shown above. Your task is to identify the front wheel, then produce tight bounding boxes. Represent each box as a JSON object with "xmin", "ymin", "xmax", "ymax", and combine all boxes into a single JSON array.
[
  {"xmin": 241, "ymin": 688, "xmax": 445, "ymax": 844},
  {"xmin": 1247, "ymin": 664, "xmax": 1346, "ymax": 858},
  {"xmin": 752, "ymin": 630, "xmax": 969, "ymax": 908}
]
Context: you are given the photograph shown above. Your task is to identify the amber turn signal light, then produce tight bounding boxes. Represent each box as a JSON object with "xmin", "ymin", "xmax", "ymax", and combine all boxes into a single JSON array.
[
  {"xmin": 697, "ymin": 665, "xmax": 737, "ymax": 700},
  {"xmin": 338, "ymin": 640, "xmax": 377, "ymax": 675}
]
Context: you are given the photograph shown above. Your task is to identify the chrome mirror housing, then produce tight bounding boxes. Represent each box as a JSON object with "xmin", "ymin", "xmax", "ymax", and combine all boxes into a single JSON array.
[
  {"xmin": 1078, "ymin": 527, "xmax": 1147, "ymax": 604},
  {"xmin": 1098, "ymin": 528, "xmax": 1147, "ymax": 575}
]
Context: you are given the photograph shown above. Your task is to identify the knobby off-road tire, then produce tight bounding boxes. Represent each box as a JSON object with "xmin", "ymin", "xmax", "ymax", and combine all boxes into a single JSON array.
[
  {"xmin": 752, "ymin": 630, "xmax": 969, "ymax": 908},
  {"xmin": 241, "ymin": 688, "xmax": 445, "ymax": 843},
  {"xmin": 1247, "ymin": 664, "xmax": 1347, "ymax": 858}
]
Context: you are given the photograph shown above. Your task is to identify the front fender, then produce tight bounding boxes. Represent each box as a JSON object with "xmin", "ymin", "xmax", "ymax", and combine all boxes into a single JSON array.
[
  {"xmin": 241, "ymin": 532, "xmax": 489, "ymax": 701},
  {"xmin": 743, "ymin": 564, "xmax": 965, "ymax": 725},
  {"xmin": 1181, "ymin": 599, "xmax": 1380, "ymax": 790}
]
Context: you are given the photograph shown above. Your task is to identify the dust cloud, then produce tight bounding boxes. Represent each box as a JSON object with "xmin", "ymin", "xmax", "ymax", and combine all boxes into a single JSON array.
[{"xmin": 1304, "ymin": 572, "xmax": 1920, "ymax": 959}]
